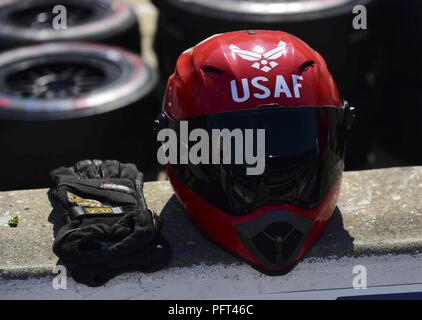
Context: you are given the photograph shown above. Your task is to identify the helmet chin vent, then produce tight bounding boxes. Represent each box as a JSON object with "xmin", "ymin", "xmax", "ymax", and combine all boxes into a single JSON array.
[{"xmin": 252, "ymin": 222, "xmax": 304, "ymax": 265}]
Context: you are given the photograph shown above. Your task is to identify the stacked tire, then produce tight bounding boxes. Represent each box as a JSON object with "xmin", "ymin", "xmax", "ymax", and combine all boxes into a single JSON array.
[
  {"xmin": 0, "ymin": 0, "xmax": 161, "ymax": 190},
  {"xmin": 373, "ymin": 0, "xmax": 422, "ymax": 165},
  {"xmin": 153, "ymin": 0, "xmax": 380, "ymax": 170}
]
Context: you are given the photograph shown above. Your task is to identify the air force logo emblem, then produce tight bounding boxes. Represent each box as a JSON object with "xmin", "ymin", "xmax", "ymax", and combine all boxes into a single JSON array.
[
  {"xmin": 228, "ymin": 40, "xmax": 304, "ymax": 103},
  {"xmin": 229, "ymin": 41, "xmax": 287, "ymax": 73}
]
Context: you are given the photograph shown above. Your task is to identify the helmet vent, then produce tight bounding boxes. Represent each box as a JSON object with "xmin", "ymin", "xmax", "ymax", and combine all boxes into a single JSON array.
[
  {"xmin": 252, "ymin": 222, "xmax": 304, "ymax": 265},
  {"xmin": 174, "ymin": 70, "xmax": 183, "ymax": 83},
  {"xmin": 300, "ymin": 60, "xmax": 316, "ymax": 73},
  {"xmin": 201, "ymin": 65, "xmax": 224, "ymax": 75}
]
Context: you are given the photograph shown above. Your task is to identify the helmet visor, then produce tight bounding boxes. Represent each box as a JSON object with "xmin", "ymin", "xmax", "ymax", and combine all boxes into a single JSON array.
[{"xmin": 164, "ymin": 105, "xmax": 349, "ymax": 216}]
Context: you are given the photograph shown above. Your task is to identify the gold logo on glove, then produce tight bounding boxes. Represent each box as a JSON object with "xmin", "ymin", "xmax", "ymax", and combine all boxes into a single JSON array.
[
  {"xmin": 84, "ymin": 207, "xmax": 114, "ymax": 214},
  {"xmin": 67, "ymin": 191, "xmax": 102, "ymax": 207}
]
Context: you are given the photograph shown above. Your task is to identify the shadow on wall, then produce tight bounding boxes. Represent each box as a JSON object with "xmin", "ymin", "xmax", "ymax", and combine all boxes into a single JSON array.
[
  {"xmin": 307, "ymin": 207, "xmax": 355, "ymax": 258},
  {"xmin": 159, "ymin": 195, "xmax": 238, "ymax": 267}
]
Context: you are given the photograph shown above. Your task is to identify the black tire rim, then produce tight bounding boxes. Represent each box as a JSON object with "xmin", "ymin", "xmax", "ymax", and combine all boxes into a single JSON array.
[{"xmin": 2, "ymin": 58, "xmax": 120, "ymax": 99}]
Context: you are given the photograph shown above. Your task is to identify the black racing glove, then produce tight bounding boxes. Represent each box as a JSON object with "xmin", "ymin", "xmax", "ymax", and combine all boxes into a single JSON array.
[{"xmin": 49, "ymin": 160, "xmax": 171, "ymax": 287}]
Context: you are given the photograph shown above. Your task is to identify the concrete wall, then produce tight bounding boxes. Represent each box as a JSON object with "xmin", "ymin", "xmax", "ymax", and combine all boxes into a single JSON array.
[{"xmin": 1, "ymin": 167, "xmax": 421, "ymax": 299}]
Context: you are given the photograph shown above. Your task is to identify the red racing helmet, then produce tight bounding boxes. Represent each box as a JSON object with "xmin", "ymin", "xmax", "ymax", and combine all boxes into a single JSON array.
[{"xmin": 157, "ymin": 30, "xmax": 354, "ymax": 274}]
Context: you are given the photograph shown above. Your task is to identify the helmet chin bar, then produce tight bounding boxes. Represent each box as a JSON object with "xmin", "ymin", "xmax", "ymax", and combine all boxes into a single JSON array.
[{"xmin": 236, "ymin": 210, "xmax": 313, "ymax": 272}]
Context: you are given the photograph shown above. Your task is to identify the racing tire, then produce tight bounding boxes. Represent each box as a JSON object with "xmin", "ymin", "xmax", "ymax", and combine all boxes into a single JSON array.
[
  {"xmin": 0, "ymin": 42, "xmax": 159, "ymax": 190},
  {"xmin": 373, "ymin": 0, "xmax": 422, "ymax": 163}
]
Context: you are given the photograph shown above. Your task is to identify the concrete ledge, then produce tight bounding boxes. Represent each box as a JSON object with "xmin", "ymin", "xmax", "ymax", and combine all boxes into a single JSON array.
[{"xmin": 1, "ymin": 166, "xmax": 422, "ymax": 281}]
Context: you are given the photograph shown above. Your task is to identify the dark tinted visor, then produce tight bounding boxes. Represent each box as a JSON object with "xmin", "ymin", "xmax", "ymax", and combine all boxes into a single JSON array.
[{"xmin": 164, "ymin": 105, "xmax": 349, "ymax": 216}]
